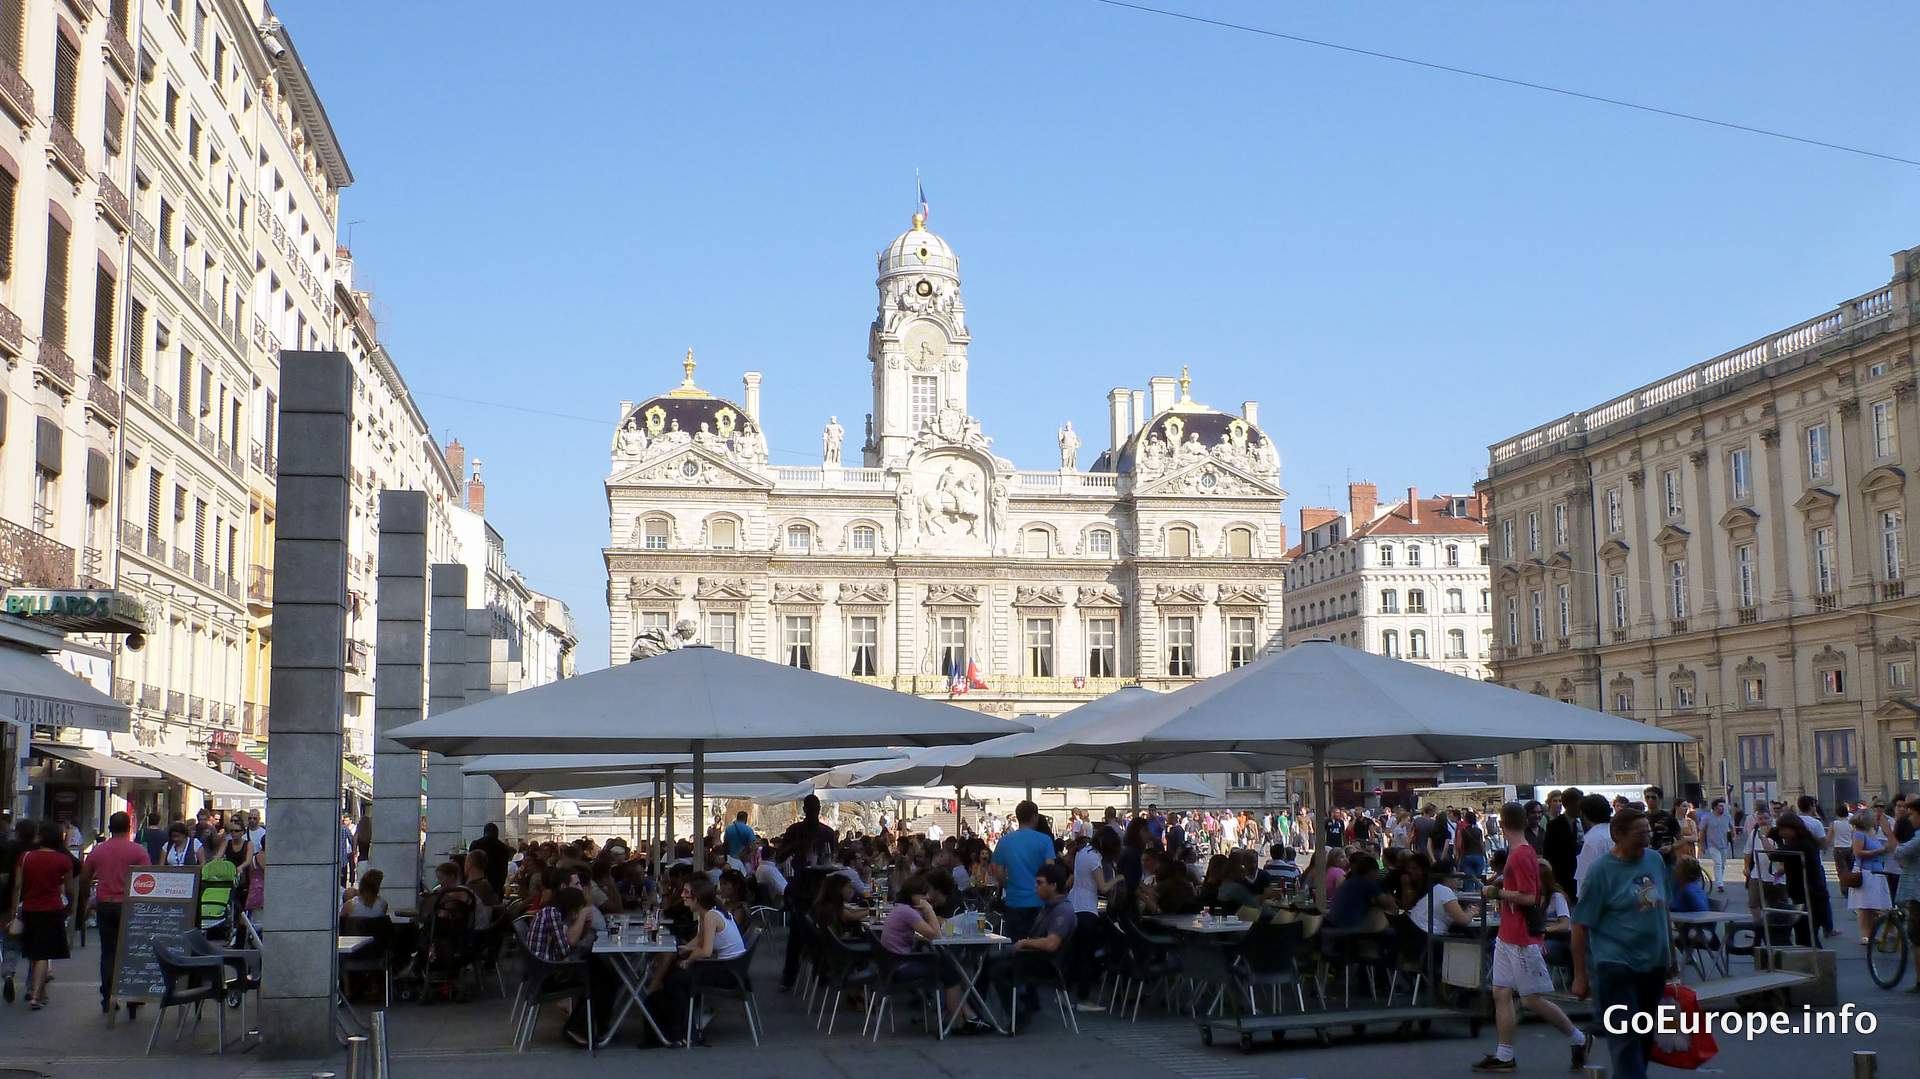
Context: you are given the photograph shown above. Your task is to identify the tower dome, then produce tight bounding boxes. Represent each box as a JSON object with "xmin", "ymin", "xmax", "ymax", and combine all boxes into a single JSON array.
[{"xmin": 877, "ymin": 212, "xmax": 959, "ymax": 281}]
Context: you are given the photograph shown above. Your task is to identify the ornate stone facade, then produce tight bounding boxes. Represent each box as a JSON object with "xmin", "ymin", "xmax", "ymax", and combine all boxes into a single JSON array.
[{"xmin": 603, "ymin": 213, "xmax": 1290, "ymax": 714}]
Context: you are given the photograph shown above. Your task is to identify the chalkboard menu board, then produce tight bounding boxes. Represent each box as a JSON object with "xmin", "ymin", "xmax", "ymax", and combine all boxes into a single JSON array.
[{"xmin": 110, "ymin": 865, "xmax": 200, "ymax": 1004}]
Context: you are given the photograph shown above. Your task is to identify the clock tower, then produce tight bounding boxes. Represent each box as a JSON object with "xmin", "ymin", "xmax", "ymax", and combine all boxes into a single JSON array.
[{"xmin": 866, "ymin": 211, "xmax": 971, "ymax": 466}]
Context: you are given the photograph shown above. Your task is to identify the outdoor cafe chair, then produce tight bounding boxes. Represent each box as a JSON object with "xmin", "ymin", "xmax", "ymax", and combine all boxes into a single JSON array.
[
  {"xmin": 338, "ymin": 915, "xmax": 395, "ymax": 1007},
  {"xmin": 861, "ymin": 928, "xmax": 945, "ymax": 1041},
  {"xmin": 812, "ymin": 927, "xmax": 878, "ymax": 1036},
  {"xmin": 685, "ymin": 928, "xmax": 765, "ymax": 1047},
  {"xmin": 1236, "ymin": 919, "xmax": 1309, "ymax": 1014},
  {"xmin": 1002, "ymin": 939, "xmax": 1081, "ymax": 1036},
  {"xmin": 505, "ymin": 915, "xmax": 595, "ymax": 1053},
  {"xmin": 146, "ymin": 940, "xmax": 232, "ymax": 1055}
]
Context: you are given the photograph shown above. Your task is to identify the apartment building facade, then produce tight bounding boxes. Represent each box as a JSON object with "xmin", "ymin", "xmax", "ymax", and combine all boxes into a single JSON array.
[{"xmin": 1481, "ymin": 243, "xmax": 1920, "ymax": 808}]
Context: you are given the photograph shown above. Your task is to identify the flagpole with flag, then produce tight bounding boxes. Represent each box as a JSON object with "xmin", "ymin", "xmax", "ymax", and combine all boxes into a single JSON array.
[{"xmin": 916, "ymin": 173, "xmax": 930, "ymax": 223}]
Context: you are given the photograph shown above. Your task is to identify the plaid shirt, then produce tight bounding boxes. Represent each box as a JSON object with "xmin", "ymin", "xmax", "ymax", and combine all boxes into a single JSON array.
[{"xmin": 526, "ymin": 905, "xmax": 576, "ymax": 964}]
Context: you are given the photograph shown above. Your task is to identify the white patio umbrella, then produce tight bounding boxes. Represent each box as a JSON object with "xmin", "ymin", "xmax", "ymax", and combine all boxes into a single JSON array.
[{"xmin": 388, "ymin": 646, "xmax": 1026, "ymax": 868}]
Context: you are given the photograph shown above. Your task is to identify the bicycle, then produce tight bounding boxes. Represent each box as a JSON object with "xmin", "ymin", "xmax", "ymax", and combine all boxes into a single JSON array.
[{"xmin": 1864, "ymin": 873, "xmax": 1909, "ymax": 990}]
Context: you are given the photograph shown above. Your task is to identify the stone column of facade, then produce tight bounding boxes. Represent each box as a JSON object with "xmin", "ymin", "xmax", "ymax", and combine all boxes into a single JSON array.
[
  {"xmin": 260, "ymin": 351, "xmax": 353, "ymax": 1055},
  {"xmin": 424, "ymin": 564, "xmax": 469, "ymax": 865},
  {"xmin": 1687, "ymin": 444, "xmax": 1720, "ymax": 619},
  {"xmin": 461, "ymin": 608, "xmax": 504, "ymax": 836},
  {"xmin": 371, "ymin": 490, "xmax": 428, "ymax": 903},
  {"xmin": 1836, "ymin": 399, "xmax": 1873, "ymax": 599}
]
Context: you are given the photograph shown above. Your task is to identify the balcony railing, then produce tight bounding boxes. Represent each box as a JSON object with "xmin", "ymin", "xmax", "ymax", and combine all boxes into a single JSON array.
[
  {"xmin": 165, "ymin": 691, "xmax": 184, "ymax": 716},
  {"xmin": 251, "ymin": 315, "xmax": 266, "ymax": 347},
  {"xmin": 158, "ymin": 243, "xmax": 176, "ymax": 276},
  {"xmin": 132, "ymin": 211, "xmax": 154, "ymax": 252},
  {"xmin": 145, "ymin": 533, "xmax": 166, "ymax": 560},
  {"xmin": 213, "ymin": 569, "xmax": 228, "ymax": 595},
  {"xmin": 0, "ymin": 59, "xmax": 32, "ymax": 126},
  {"xmin": 265, "ymin": 452, "xmax": 277, "ymax": 476},
  {"xmin": 125, "ymin": 364, "xmax": 149, "ymax": 398},
  {"xmin": 138, "ymin": 685, "xmax": 161, "ymax": 711},
  {"xmin": 0, "ymin": 302, "xmax": 21, "ymax": 358},
  {"xmin": 346, "ymin": 640, "xmax": 370, "ymax": 673},
  {"xmin": 1669, "ymin": 618, "xmax": 1689, "ymax": 635},
  {"xmin": 87, "ymin": 376, "xmax": 122, "ymax": 424},
  {"xmin": 0, "ymin": 519, "xmax": 76, "ymax": 587},
  {"xmin": 153, "ymin": 384, "xmax": 171, "ymax": 416},
  {"xmin": 199, "ymin": 292, "xmax": 217, "ymax": 322},
  {"xmin": 188, "ymin": 695, "xmax": 205, "ymax": 721},
  {"xmin": 250, "ymin": 440, "xmax": 265, "ymax": 470},
  {"xmin": 191, "ymin": 558, "xmax": 210, "ymax": 585},
  {"xmin": 170, "ymin": 548, "xmax": 190, "ymax": 574},
  {"xmin": 222, "ymin": 703, "xmax": 236, "ymax": 727},
  {"xmin": 223, "ymin": 574, "xmax": 240, "ymax": 601},
  {"xmin": 119, "ymin": 520, "xmax": 143, "ymax": 550},
  {"xmin": 174, "ymin": 404, "xmax": 193, "ymax": 433},
  {"xmin": 848, "ymin": 674, "xmax": 1135, "ymax": 697},
  {"xmin": 33, "ymin": 340, "xmax": 75, "ymax": 395},
  {"xmin": 1883, "ymin": 581, "xmax": 1906, "ymax": 601},
  {"xmin": 1737, "ymin": 606, "xmax": 1759, "ymax": 625},
  {"xmin": 196, "ymin": 424, "xmax": 216, "ymax": 453},
  {"xmin": 47, "ymin": 119, "xmax": 85, "ymax": 180},
  {"xmin": 1813, "ymin": 593, "xmax": 1839, "ymax": 612},
  {"xmin": 248, "ymin": 562, "xmax": 271, "ymax": 604},
  {"xmin": 95, "ymin": 172, "xmax": 130, "ymax": 233},
  {"xmin": 103, "ymin": 22, "xmax": 135, "ymax": 79},
  {"xmin": 81, "ymin": 545, "xmax": 103, "ymax": 580},
  {"xmin": 112, "ymin": 678, "xmax": 134, "ymax": 704}
]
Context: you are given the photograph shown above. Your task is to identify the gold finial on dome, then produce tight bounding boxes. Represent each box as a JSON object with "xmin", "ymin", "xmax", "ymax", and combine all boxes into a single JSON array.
[
  {"xmin": 1179, "ymin": 364, "xmax": 1192, "ymax": 402},
  {"xmin": 666, "ymin": 347, "xmax": 711, "ymax": 399},
  {"xmin": 911, "ymin": 211, "xmax": 927, "ymax": 231}
]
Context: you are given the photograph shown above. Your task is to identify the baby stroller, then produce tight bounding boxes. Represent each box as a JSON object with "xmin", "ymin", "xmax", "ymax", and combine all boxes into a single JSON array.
[{"xmin": 397, "ymin": 885, "xmax": 479, "ymax": 1003}]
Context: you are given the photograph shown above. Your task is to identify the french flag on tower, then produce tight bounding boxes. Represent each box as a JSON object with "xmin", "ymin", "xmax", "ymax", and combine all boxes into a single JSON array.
[
  {"xmin": 947, "ymin": 658, "xmax": 968, "ymax": 698},
  {"xmin": 917, "ymin": 175, "xmax": 930, "ymax": 222},
  {"xmin": 966, "ymin": 657, "xmax": 987, "ymax": 690}
]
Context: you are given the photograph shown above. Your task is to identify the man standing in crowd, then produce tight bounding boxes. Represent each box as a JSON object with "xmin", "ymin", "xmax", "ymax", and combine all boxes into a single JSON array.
[
  {"xmin": 1574, "ymin": 793, "xmax": 1615, "ymax": 891},
  {"xmin": 776, "ymin": 795, "xmax": 840, "ymax": 992},
  {"xmin": 136, "ymin": 814, "xmax": 167, "ymax": 863},
  {"xmin": 1571, "ymin": 808, "xmax": 1677, "ymax": 1079},
  {"xmin": 992, "ymin": 801, "xmax": 1055, "ymax": 942},
  {"xmin": 1701, "ymin": 798, "xmax": 1735, "ymax": 890},
  {"xmin": 1410, "ymin": 804, "xmax": 1442, "ymax": 862},
  {"xmin": 1642, "ymin": 787, "xmax": 1677, "ymax": 858},
  {"xmin": 75, "ymin": 812, "xmax": 151, "ymax": 1014},
  {"xmin": 723, "ymin": 811, "xmax": 757, "ymax": 869},
  {"xmin": 1471, "ymin": 803, "xmax": 1587, "ymax": 1072},
  {"xmin": 471, "ymin": 822, "xmax": 512, "ymax": 898}
]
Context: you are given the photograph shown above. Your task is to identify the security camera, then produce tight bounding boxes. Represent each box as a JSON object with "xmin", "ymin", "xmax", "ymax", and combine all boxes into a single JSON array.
[
  {"xmin": 125, "ymin": 631, "xmax": 146, "ymax": 652},
  {"xmin": 263, "ymin": 36, "xmax": 286, "ymax": 60}
]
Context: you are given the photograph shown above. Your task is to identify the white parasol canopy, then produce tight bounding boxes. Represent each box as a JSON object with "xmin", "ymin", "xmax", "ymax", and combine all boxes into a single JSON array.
[{"xmin": 464, "ymin": 749, "xmax": 903, "ymax": 792}]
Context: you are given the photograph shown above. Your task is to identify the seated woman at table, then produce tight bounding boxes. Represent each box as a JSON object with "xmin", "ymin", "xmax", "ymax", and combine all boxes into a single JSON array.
[
  {"xmin": 523, "ymin": 886, "xmax": 610, "ymax": 1049},
  {"xmin": 1669, "ymin": 856, "xmax": 1711, "ymax": 914},
  {"xmin": 640, "ymin": 878, "xmax": 747, "ymax": 1046},
  {"xmin": 716, "ymin": 869, "xmax": 752, "ymax": 927},
  {"xmin": 879, "ymin": 874, "xmax": 983, "ymax": 1032},
  {"xmin": 1401, "ymin": 851, "xmax": 1473, "ymax": 935},
  {"xmin": 1137, "ymin": 850, "xmax": 1199, "ymax": 916},
  {"xmin": 923, "ymin": 864, "xmax": 961, "ymax": 918},
  {"xmin": 1216, "ymin": 850, "xmax": 1266, "ymax": 914},
  {"xmin": 1324, "ymin": 852, "xmax": 1399, "ymax": 930},
  {"xmin": 340, "ymin": 868, "xmax": 391, "ymax": 921},
  {"xmin": 812, "ymin": 874, "xmax": 869, "ymax": 938},
  {"xmin": 1195, "ymin": 854, "xmax": 1232, "ymax": 911}
]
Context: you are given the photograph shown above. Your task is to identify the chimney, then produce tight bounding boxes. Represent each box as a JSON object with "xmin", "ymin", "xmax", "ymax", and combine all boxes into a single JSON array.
[
  {"xmin": 1130, "ymin": 390, "xmax": 1147, "ymax": 435},
  {"xmin": 1348, "ymin": 482, "xmax": 1378, "ymax": 524},
  {"xmin": 467, "ymin": 459, "xmax": 486, "ymax": 515},
  {"xmin": 1107, "ymin": 388, "xmax": 1131, "ymax": 456},
  {"xmin": 1242, "ymin": 401, "xmax": 1259, "ymax": 427},
  {"xmin": 1147, "ymin": 376, "xmax": 1178, "ymax": 419},
  {"xmin": 335, "ymin": 245, "xmax": 353, "ymax": 291},
  {"xmin": 1300, "ymin": 508, "xmax": 1340, "ymax": 534},
  {"xmin": 1406, "ymin": 486, "xmax": 1419, "ymax": 524},
  {"xmin": 742, "ymin": 372, "xmax": 762, "ymax": 422},
  {"xmin": 445, "ymin": 438, "xmax": 465, "ymax": 484}
]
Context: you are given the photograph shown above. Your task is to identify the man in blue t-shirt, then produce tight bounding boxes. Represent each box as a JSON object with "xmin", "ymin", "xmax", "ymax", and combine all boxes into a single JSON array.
[
  {"xmin": 991, "ymin": 800, "xmax": 1055, "ymax": 942},
  {"xmin": 1571, "ymin": 808, "xmax": 1676, "ymax": 1079},
  {"xmin": 723, "ymin": 811, "xmax": 756, "ymax": 865}
]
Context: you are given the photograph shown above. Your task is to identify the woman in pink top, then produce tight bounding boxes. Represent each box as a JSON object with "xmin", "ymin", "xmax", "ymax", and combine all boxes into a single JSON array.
[{"xmin": 878, "ymin": 874, "xmax": 979, "ymax": 1031}]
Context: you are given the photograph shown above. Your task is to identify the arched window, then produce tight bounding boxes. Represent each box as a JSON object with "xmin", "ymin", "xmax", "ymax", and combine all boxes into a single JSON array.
[
  {"xmin": 1406, "ymin": 544, "xmax": 1422, "ymax": 567},
  {"xmin": 850, "ymin": 524, "xmax": 877, "ymax": 553},
  {"xmin": 1380, "ymin": 589, "xmax": 1398, "ymax": 614},
  {"xmin": 785, "ymin": 524, "xmax": 812, "ymax": 553},
  {"xmin": 1445, "ymin": 544, "xmax": 1460, "ymax": 567},
  {"xmin": 1166, "ymin": 526, "xmax": 1194, "ymax": 558},
  {"xmin": 1445, "ymin": 588, "xmax": 1464, "ymax": 613},
  {"xmin": 1087, "ymin": 528, "xmax": 1113, "ymax": 557},
  {"xmin": 1225, "ymin": 526, "xmax": 1253, "ymax": 558},
  {"xmin": 1408, "ymin": 629, "xmax": 1428, "ymax": 658},
  {"xmin": 1381, "ymin": 629, "xmax": 1400, "ymax": 658},
  {"xmin": 642, "ymin": 517, "xmax": 669, "ymax": 550},
  {"xmin": 707, "ymin": 517, "xmax": 737, "ymax": 551},
  {"xmin": 1378, "ymin": 544, "xmax": 1395, "ymax": 567},
  {"xmin": 1447, "ymin": 629, "xmax": 1467, "ymax": 658},
  {"xmin": 1023, "ymin": 527, "xmax": 1052, "ymax": 558},
  {"xmin": 1407, "ymin": 589, "xmax": 1427, "ymax": 614}
]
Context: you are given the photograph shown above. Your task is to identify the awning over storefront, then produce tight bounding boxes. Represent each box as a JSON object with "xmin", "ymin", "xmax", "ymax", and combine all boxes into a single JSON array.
[
  {"xmin": 0, "ymin": 643, "xmax": 131, "ymax": 733},
  {"xmin": 120, "ymin": 750, "xmax": 266, "ymax": 807},
  {"xmin": 29, "ymin": 741, "xmax": 159, "ymax": 781},
  {"xmin": 214, "ymin": 747, "xmax": 269, "ymax": 778},
  {"xmin": 342, "ymin": 759, "xmax": 372, "ymax": 794}
]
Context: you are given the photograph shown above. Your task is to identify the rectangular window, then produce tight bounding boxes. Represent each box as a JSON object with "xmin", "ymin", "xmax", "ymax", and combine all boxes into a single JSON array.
[
  {"xmin": 1673, "ymin": 683, "xmax": 1695, "ymax": 710},
  {"xmin": 1377, "ymin": 544, "xmax": 1393, "ymax": 567},
  {"xmin": 31, "ymin": 467, "xmax": 55, "ymax": 534},
  {"xmin": 145, "ymin": 467, "xmax": 162, "ymax": 536},
  {"xmin": 1164, "ymin": 616, "xmax": 1195, "ymax": 676},
  {"xmin": 848, "ymin": 615, "xmax": 879, "ymax": 676},
  {"xmin": 1526, "ymin": 511, "xmax": 1539, "ymax": 554},
  {"xmin": 1668, "ymin": 560, "xmax": 1688, "ymax": 619},
  {"xmin": 127, "ymin": 298, "xmax": 145, "ymax": 377},
  {"xmin": 1505, "ymin": 596, "xmax": 1518, "ymax": 646},
  {"xmin": 642, "ymin": 518, "xmax": 668, "ymax": 550},
  {"xmin": 1444, "ymin": 544, "xmax": 1460, "ymax": 567},
  {"xmin": 1023, "ymin": 617, "xmax": 1054, "ymax": 677},
  {"xmin": 52, "ymin": 31, "xmax": 77, "ymax": 131},
  {"xmin": 1501, "ymin": 519, "xmax": 1514, "ymax": 560},
  {"xmin": 1606, "ymin": 486, "xmax": 1622, "ymax": 534},
  {"xmin": 785, "ymin": 524, "xmax": 810, "ymax": 553},
  {"xmin": 909, "ymin": 375, "xmax": 938, "ymax": 435},
  {"xmin": 1807, "ymin": 423, "xmax": 1831, "ymax": 481},
  {"xmin": 1663, "ymin": 469, "xmax": 1683, "ymax": 517},
  {"xmin": 1407, "ymin": 590, "xmax": 1426, "ymax": 614},
  {"xmin": 1729, "ymin": 448, "xmax": 1751, "ymax": 502},
  {"xmin": 782, "ymin": 615, "xmax": 814, "ymax": 670},
  {"xmin": 1087, "ymin": 529, "xmax": 1112, "ymax": 557},
  {"xmin": 1736, "ymin": 543, "xmax": 1757, "ymax": 608},
  {"xmin": 91, "ymin": 268, "xmax": 115, "ymax": 376},
  {"xmin": 1406, "ymin": 544, "xmax": 1422, "ymax": 567},
  {"xmin": 1552, "ymin": 502, "xmax": 1567, "ymax": 549},
  {"xmin": 1894, "ymin": 737, "xmax": 1917, "ymax": 786},
  {"xmin": 1738, "ymin": 734, "xmax": 1774, "ymax": 773},
  {"xmin": 936, "ymin": 615, "xmax": 968, "ymax": 676},
  {"xmin": 850, "ymin": 525, "xmax": 876, "ymax": 553},
  {"xmin": 1820, "ymin": 667, "xmax": 1846, "ymax": 697},
  {"xmin": 1227, "ymin": 616, "xmax": 1256, "ymax": 669},
  {"xmin": 1742, "ymin": 677, "xmax": 1765, "ymax": 705},
  {"xmin": 1873, "ymin": 399, "xmax": 1896, "ymax": 459},
  {"xmin": 1479, "ymin": 588, "xmax": 1490, "ymax": 613},
  {"xmin": 1529, "ymin": 590, "xmax": 1543, "ymax": 643},
  {"xmin": 0, "ymin": 0, "xmax": 21, "ymax": 71},
  {"xmin": 0, "ymin": 166, "xmax": 13, "ymax": 281},
  {"xmin": 1814, "ymin": 728, "xmax": 1855, "ymax": 769},
  {"xmin": 1086, "ymin": 617, "xmax": 1117, "ymax": 677},
  {"xmin": 1556, "ymin": 584, "xmax": 1571, "ymax": 638},
  {"xmin": 43, "ymin": 216, "xmax": 69, "ymax": 346},
  {"xmin": 707, "ymin": 518, "xmax": 736, "ymax": 550},
  {"xmin": 704, "ymin": 611, "xmax": 736, "ymax": 653},
  {"xmin": 1884, "ymin": 511, "xmax": 1904, "ymax": 581},
  {"xmin": 1814, "ymin": 527, "xmax": 1836, "ymax": 594},
  {"xmin": 1888, "ymin": 659, "xmax": 1913, "ymax": 690},
  {"xmin": 1166, "ymin": 528, "xmax": 1192, "ymax": 558},
  {"xmin": 1611, "ymin": 574, "xmax": 1628, "ymax": 630}
]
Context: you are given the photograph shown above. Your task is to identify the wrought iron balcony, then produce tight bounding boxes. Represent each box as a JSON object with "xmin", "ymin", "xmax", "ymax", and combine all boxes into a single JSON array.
[
  {"xmin": 125, "ymin": 364, "xmax": 149, "ymax": 397},
  {"xmin": 248, "ymin": 563, "xmax": 271, "ymax": 605},
  {"xmin": 103, "ymin": 22, "xmax": 135, "ymax": 80},
  {"xmin": 0, "ymin": 302, "xmax": 21, "ymax": 359},
  {"xmin": 188, "ymin": 695, "xmax": 205, "ymax": 721},
  {"xmin": 165, "ymin": 691, "xmax": 184, "ymax": 717},
  {"xmin": 223, "ymin": 574, "xmax": 240, "ymax": 601},
  {"xmin": 145, "ymin": 533, "xmax": 166, "ymax": 560},
  {"xmin": 112, "ymin": 677, "xmax": 133, "ymax": 705},
  {"xmin": 251, "ymin": 315, "xmax": 265, "ymax": 347},
  {"xmin": 87, "ymin": 376, "xmax": 122, "ymax": 425},
  {"xmin": 132, "ymin": 211, "xmax": 154, "ymax": 251},
  {"xmin": 0, "ymin": 519, "xmax": 76, "ymax": 587},
  {"xmin": 250, "ymin": 440, "xmax": 264, "ymax": 470},
  {"xmin": 0, "ymin": 60, "xmax": 33, "ymax": 127},
  {"xmin": 1814, "ymin": 593, "xmax": 1839, "ymax": 612},
  {"xmin": 170, "ymin": 548, "xmax": 190, "ymax": 574},
  {"xmin": 119, "ymin": 520, "xmax": 143, "ymax": 549},
  {"xmin": 191, "ymin": 558, "xmax": 210, "ymax": 585},
  {"xmin": 196, "ymin": 424, "xmax": 216, "ymax": 453},
  {"xmin": 158, "ymin": 244, "xmax": 177, "ymax": 276},
  {"xmin": 33, "ymin": 340, "xmax": 75, "ymax": 395},
  {"xmin": 174, "ymin": 404, "xmax": 193, "ymax": 433},
  {"xmin": 1883, "ymin": 581, "xmax": 1906, "ymax": 601},
  {"xmin": 139, "ymin": 685, "xmax": 161, "ymax": 711},
  {"xmin": 1737, "ymin": 606, "xmax": 1759, "ymax": 625},
  {"xmin": 47, "ymin": 119, "xmax": 85, "ymax": 181}
]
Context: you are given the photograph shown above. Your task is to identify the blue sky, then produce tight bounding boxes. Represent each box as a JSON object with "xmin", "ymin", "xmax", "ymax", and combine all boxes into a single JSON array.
[{"xmin": 276, "ymin": 1, "xmax": 1920, "ymax": 670}]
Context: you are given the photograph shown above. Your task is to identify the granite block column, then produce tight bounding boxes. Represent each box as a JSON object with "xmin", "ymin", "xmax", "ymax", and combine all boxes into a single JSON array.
[
  {"xmin": 371, "ymin": 490, "xmax": 428, "ymax": 904},
  {"xmin": 460, "ymin": 608, "xmax": 504, "ymax": 835},
  {"xmin": 260, "ymin": 351, "xmax": 352, "ymax": 1055},
  {"xmin": 423, "ymin": 564, "xmax": 468, "ymax": 865}
]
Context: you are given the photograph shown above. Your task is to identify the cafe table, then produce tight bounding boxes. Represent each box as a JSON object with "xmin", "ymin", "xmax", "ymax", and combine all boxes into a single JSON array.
[
  {"xmin": 1148, "ymin": 913, "xmax": 1253, "ymax": 936},
  {"xmin": 593, "ymin": 929, "xmax": 680, "ymax": 1051},
  {"xmin": 336, "ymin": 935, "xmax": 375, "ymax": 1042},
  {"xmin": 925, "ymin": 932, "xmax": 1011, "ymax": 1037}
]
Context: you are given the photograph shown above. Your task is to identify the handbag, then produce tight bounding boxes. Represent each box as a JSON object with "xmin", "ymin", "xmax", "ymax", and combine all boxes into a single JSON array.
[{"xmin": 1649, "ymin": 981, "xmax": 1719, "ymax": 1069}]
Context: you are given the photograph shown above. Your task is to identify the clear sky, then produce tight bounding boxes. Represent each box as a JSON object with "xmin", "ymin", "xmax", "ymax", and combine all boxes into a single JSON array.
[{"xmin": 275, "ymin": 1, "xmax": 1919, "ymax": 670}]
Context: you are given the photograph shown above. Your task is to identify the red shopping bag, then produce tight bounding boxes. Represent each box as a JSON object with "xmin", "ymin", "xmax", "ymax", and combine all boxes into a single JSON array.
[{"xmin": 1648, "ymin": 981, "xmax": 1719, "ymax": 1069}]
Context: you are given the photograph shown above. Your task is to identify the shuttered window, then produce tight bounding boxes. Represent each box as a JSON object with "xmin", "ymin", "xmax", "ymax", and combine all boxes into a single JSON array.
[
  {"xmin": 127, "ymin": 298, "xmax": 145, "ymax": 377},
  {"xmin": 92, "ymin": 266, "xmax": 115, "ymax": 376},
  {"xmin": 0, "ymin": 1, "xmax": 23, "ymax": 72},
  {"xmin": 103, "ymin": 94, "xmax": 124, "ymax": 155},
  {"xmin": 193, "ymin": 498, "xmax": 206, "ymax": 562},
  {"xmin": 0, "ymin": 166, "xmax": 13, "ymax": 281},
  {"xmin": 146, "ymin": 467, "xmax": 162, "ymax": 536},
  {"xmin": 43, "ymin": 216, "xmax": 69, "ymax": 346},
  {"xmin": 176, "ymin": 346, "xmax": 192, "ymax": 412},
  {"xmin": 52, "ymin": 31, "xmax": 77, "ymax": 131}
]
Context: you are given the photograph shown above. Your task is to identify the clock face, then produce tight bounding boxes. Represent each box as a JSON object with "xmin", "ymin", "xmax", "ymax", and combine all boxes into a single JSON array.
[
  {"xmin": 903, "ymin": 324, "xmax": 944, "ymax": 371},
  {"xmin": 915, "ymin": 279, "xmax": 934, "ymax": 297}
]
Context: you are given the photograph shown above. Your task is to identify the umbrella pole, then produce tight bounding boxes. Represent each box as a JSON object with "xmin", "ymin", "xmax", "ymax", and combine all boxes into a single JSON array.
[
  {"xmin": 955, "ymin": 785, "xmax": 963, "ymax": 839},
  {"xmin": 663, "ymin": 767, "xmax": 675, "ymax": 878},
  {"xmin": 692, "ymin": 740, "xmax": 707, "ymax": 873},
  {"xmin": 1130, "ymin": 766, "xmax": 1140, "ymax": 817},
  {"xmin": 1311, "ymin": 744, "xmax": 1329, "ymax": 826}
]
